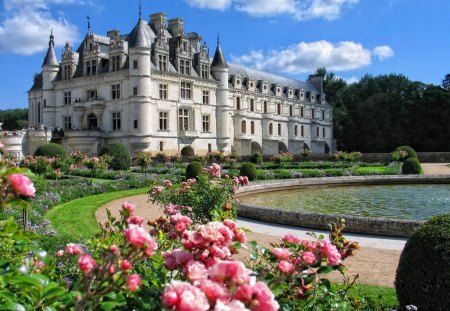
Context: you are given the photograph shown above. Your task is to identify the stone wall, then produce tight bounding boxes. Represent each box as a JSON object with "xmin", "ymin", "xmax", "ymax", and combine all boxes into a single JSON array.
[{"xmin": 236, "ymin": 176, "xmax": 450, "ymax": 237}]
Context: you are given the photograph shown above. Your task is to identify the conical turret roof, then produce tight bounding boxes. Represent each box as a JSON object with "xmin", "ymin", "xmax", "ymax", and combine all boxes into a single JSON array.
[
  {"xmin": 42, "ymin": 32, "xmax": 59, "ymax": 67},
  {"xmin": 127, "ymin": 19, "xmax": 152, "ymax": 48},
  {"xmin": 211, "ymin": 43, "xmax": 228, "ymax": 68}
]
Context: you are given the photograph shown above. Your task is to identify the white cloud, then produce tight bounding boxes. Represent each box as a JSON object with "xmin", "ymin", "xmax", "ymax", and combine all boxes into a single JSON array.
[
  {"xmin": 231, "ymin": 40, "xmax": 394, "ymax": 74},
  {"xmin": 184, "ymin": 0, "xmax": 359, "ymax": 20},
  {"xmin": 0, "ymin": 0, "xmax": 91, "ymax": 55},
  {"xmin": 372, "ymin": 45, "xmax": 395, "ymax": 61},
  {"xmin": 343, "ymin": 76, "xmax": 359, "ymax": 84}
]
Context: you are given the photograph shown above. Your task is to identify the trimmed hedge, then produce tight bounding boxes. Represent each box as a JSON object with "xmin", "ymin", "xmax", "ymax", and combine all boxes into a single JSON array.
[
  {"xmin": 185, "ymin": 161, "xmax": 203, "ymax": 180},
  {"xmin": 34, "ymin": 143, "xmax": 68, "ymax": 158},
  {"xmin": 249, "ymin": 152, "xmax": 263, "ymax": 166},
  {"xmin": 240, "ymin": 162, "xmax": 257, "ymax": 181},
  {"xmin": 401, "ymin": 158, "xmax": 421, "ymax": 174},
  {"xmin": 98, "ymin": 143, "xmax": 131, "ymax": 171},
  {"xmin": 394, "ymin": 145, "xmax": 417, "ymax": 161},
  {"xmin": 395, "ymin": 214, "xmax": 450, "ymax": 310}
]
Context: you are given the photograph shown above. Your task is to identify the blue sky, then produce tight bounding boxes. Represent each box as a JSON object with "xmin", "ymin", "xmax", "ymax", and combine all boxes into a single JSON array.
[{"xmin": 0, "ymin": 0, "xmax": 449, "ymax": 110}]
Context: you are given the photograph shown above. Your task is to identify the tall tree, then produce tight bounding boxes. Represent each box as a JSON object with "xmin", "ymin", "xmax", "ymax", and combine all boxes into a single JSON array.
[
  {"xmin": 442, "ymin": 74, "xmax": 450, "ymax": 90},
  {"xmin": 0, "ymin": 109, "xmax": 28, "ymax": 130}
]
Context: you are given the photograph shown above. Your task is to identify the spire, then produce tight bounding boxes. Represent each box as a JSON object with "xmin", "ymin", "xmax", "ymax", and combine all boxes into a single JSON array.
[
  {"xmin": 139, "ymin": 0, "xmax": 142, "ymax": 20},
  {"xmin": 211, "ymin": 36, "xmax": 227, "ymax": 68},
  {"xmin": 87, "ymin": 16, "xmax": 91, "ymax": 34},
  {"xmin": 42, "ymin": 30, "xmax": 59, "ymax": 67}
]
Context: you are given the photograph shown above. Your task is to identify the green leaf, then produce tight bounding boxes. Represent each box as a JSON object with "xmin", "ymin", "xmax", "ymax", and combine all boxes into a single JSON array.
[
  {"xmin": 232, "ymin": 242, "xmax": 242, "ymax": 250},
  {"xmin": 304, "ymin": 273, "xmax": 317, "ymax": 285},
  {"xmin": 5, "ymin": 199, "xmax": 28, "ymax": 209},
  {"xmin": 42, "ymin": 284, "xmax": 66, "ymax": 303},
  {"xmin": 320, "ymin": 278, "xmax": 331, "ymax": 290},
  {"xmin": 249, "ymin": 251, "xmax": 259, "ymax": 260},
  {"xmin": 0, "ymin": 302, "xmax": 26, "ymax": 311},
  {"xmin": 249, "ymin": 241, "xmax": 258, "ymax": 252},
  {"xmin": 317, "ymin": 266, "xmax": 336, "ymax": 274}
]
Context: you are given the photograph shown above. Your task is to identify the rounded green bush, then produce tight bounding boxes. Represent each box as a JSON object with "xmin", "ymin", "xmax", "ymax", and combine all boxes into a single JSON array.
[
  {"xmin": 395, "ymin": 214, "xmax": 450, "ymax": 310},
  {"xmin": 185, "ymin": 161, "xmax": 203, "ymax": 180},
  {"xmin": 249, "ymin": 152, "xmax": 263, "ymax": 166},
  {"xmin": 393, "ymin": 145, "xmax": 417, "ymax": 162},
  {"xmin": 240, "ymin": 162, "xmax": 257, "ymax": 181},
  {"xmin": 401, "ymin": 158, "xmax": 421, "ymax": 174},
  {"xmin": 98, "ymin": 143, "xmax": 131, "ymax": 170},
  {"xmin": 34, "ymin": 143, "xmax": 68, "ymax": 158}
]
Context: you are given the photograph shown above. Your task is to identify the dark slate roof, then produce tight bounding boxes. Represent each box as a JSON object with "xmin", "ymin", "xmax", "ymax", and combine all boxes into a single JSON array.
[
  {"xmin": 42, "ymin": 42, "xmax": 59, "ymax": 67},
  {"xmin": 29, "ymin": 73, "xmax": 43, "ymax": 91},
  {"xmin": 126, "ymin": 20, "xmax": 155, "ymax": 48},
  {"xmin": 228, "ymin": 63, "xmax": 318, "ymax": 93},
  {"xmin": 211, "ymin": 44, "xmax": 227, "ymax": 68}
]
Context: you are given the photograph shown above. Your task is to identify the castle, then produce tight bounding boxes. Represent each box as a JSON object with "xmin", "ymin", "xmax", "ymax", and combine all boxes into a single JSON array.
[{"xmin": 24, "ymin": 11, "xmax": 334, "ymax": 158}]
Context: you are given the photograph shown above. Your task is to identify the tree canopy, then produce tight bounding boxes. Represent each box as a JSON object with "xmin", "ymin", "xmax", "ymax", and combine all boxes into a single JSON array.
[{"xmin": 0, "ymin": 108, "xmax": 28, "ymax": 131}]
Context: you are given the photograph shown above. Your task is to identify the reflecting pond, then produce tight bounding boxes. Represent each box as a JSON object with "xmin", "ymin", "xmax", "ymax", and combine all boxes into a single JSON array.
[{"xmin": 240, "ymin": 184, "xmax": 450, "ymax": 220}]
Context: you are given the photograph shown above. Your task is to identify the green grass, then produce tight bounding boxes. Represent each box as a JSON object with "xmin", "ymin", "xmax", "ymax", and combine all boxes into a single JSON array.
[
  {"xmin": 47, "ymin": 187, "xmax": 148, "ymax": 239},
  {"xmin": 348, "ymin": 284, "xmax": 398, "ymax": 309}
]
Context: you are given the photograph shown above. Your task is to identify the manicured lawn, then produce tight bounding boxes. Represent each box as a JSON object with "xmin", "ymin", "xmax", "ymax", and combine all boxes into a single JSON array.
[
  {"xmin": 349, "ymin": 284, "xmax": 399, "ymax": 309},
  {"xmin": 47, "ymin": 187, "xmax": 148, "ymax": 239}
]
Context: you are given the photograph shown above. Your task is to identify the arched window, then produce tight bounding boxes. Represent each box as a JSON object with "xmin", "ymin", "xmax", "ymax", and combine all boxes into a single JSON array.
[
  {"xmin": 236, "ymin": 97, "xmax": 241, "ymax": 110},
  {"xmin": 277, "ymin": 123, "xmax": 281, "ymax": 135},
  {"xmin": 241, "ymin": 120, "xmax": 246, "ymax": 134},
  {"xmin": 269, "ymin": 123, "xmax": 273, "ymax": 135},
  {"xmin": 250, "ymin": 99, "xmax": 254, "ymax": 112},
  {"xmin": 264, "ymin": 101, "xmax": 268, "ymax": 113}
]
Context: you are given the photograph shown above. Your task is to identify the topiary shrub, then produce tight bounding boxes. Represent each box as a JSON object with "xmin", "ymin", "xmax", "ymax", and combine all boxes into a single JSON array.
[
  {"xmin": 240, "ymin": 162, "xmax": 257, "ymax": 181},
  {"xmin": 34, "ymin": 143, "xmax": 68, "ymax": 158},
  {"xmin": 392, "ymin": 146, "xmax": 417, "ymax": 162},
  {"xmin": 401, "ymin": 158, "xmax": 421, "ymax": 174},
  {"xmin": 185, "ymin": 161, "xmax": 203, "ymax": 180},
  {"xmin": 98, "ymin": 143, "xmax": 131, "ymax": 171},
  {"xmin": 249, "ymin": 152, "xmax": 263, "ymax": 166},
  {"xmin": 395, "ymin": 214, "xmax": 450, "ymax": 310}
]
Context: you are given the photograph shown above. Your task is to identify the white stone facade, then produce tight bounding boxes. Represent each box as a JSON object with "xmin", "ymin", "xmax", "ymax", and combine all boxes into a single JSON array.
[{"xmin": 27, "ymin": 12, "xmax": 334, "ymax": 157}]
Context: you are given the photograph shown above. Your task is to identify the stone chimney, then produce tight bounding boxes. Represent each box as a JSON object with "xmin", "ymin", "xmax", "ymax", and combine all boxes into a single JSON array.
[{"xmin": 168, "ymin": 18, "xmax": 184, "ymax": 37}]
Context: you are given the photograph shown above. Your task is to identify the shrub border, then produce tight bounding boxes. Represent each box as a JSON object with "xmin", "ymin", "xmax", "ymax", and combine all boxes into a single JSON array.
[{"xmin": 236, "ymin": 175, "xmax": 450, "ymax": 237}]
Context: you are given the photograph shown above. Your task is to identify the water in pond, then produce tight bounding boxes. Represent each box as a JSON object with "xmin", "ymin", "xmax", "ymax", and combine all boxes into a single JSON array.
[{"xmin": 241, "ymin": 184, "xmax": 450, "ymax": 220}]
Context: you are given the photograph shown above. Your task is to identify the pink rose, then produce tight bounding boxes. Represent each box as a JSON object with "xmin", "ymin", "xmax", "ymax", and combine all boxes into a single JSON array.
[
  {"xmin": 65, "ymin": 243, "xmax": 83, "ymax": 255},
  {"xmin": 126, "ymin": 274, "xmax": 142, "ymax": 291},
  {"xmin": 199, "ymin": 279, "xmax": 231, "ymax": 304},
  {"xmin": 78, "ymin": 254, "xmax": 96, "ymax": 273},
  {"xmin": 209, "ymin": 261, "xmax": 250, "ymax": 286},
  {"xmin": 184, "ymin": 260, "xmax": 208, "ymax": 284},
  {"xmin": 122, "ymin": 202, "xmax": 135, "ymax": 213},
  {"xmin": 271, "ymin": 248, "xmax": 291, "ymax": 260},
  {"xmin": 109, "ymin": 244, "xmax": 118, "ymax": 252},
  {"xmin": 319, "ymin": 240, "xmax": 341, "ymax": 266},
  {"xmin": 278, "ymin": 260, "xmax": 294, "ymax": 273},
  {"xmin": 163, "ymin": 180, "xmax": 173, "ymax": 187},
  {"xmin": 281, "ymin": 234, "xmax": 300, "ymax": 244},
  {"xmin": 214, "ymin": 300, "xmax": 247, "ymax": 311},
  {"xmin": 162, "ymin": 280, "xmax": 209, "ymax": 311},
  {"xmin": 124, "ymin": 224, "xmax": 155, "ymax": 249},
  {"xmin": 120, "ymin": 259, "xmax": 132, "ymax": 271},
  {"xmin": 109, "ymin": 265, "xmax": 116, "ymax": 274},
  {"xmin": 127, "ymin": 215, "xmax": 144, "ymax": 226},
  {"xmin": 56, "ymin": 250, "xmax": 64, "ymax": 257},
  {"xmin": 8, "ymin": 174, "xmax": 36, "ymax": 197},
  {"xmin": 302, "ymin": 251, "xmax": 316, "ymax": 265}
]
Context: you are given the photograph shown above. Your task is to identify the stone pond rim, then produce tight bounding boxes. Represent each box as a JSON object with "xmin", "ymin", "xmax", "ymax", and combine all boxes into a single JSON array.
[{"xmin": 236, "ymin": 175, "xmax": 450, "ymax": 237}]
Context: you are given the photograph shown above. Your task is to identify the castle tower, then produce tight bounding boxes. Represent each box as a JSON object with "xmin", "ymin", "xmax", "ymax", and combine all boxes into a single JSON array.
[{"xmin": 211, "ymin": 38, "xmax": 230, "ymax": 153}]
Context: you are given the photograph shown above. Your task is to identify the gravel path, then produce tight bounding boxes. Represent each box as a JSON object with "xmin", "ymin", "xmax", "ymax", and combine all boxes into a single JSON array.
[{"xmin": 421, "ymin": 163, "xmax": 450, "ymax": 175}]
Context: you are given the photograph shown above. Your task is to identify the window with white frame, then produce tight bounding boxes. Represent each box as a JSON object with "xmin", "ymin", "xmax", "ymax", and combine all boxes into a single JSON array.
[
  {"xmin": 159, "ymin": 84, "xmax": 167, "ymax": 99},
  {"xmin": 241, "ymin": 121, "xmax": 246, "ymax": 134},
  {"xmin": 236, "ymin": 97, "xmax": 241, "ymax": 110},
  {"xmin": 112, "ymin": 112, "xmax": 121, "ymax": 131},
  {"xmin": 264, "ymin": 101, "xmax": 268, "ymax": 113},
  {"xmin": 322, "ymin": 110, "xmax": 325, "ymax": 120},
  {"xmin": 85, "ymin": 60, "xmax": 97, "ymax": 76},
  {"xmin": 178, "ymin": 108, "xmax": 189, "ymax": 130},
  {"xmin": 250, "ymin": 99, "xmax": 254, "ymax": 112},
  {"xmin": 202, "ymin": 115, "xmax": 210, "ymax": 132},
  {"xmin": 301, "ymin": 107, "xmax": 304, "ymax": 118},
  {"xmin": 323, "ymin": 127, "xmax": 326, "ymax": 138},
  {"xmin": 63, "ymin": 65, "xmax": 72, "ymax": 80},
  {"xmin": 158, "ymin": 54, "xmax": 168, "ymax": 71},
  {"xmin": 181, "ymin": 82, "xmax": 191, "ymax": 99},
  {"xmin": 277, "ymin": 103, "xmax": 281, "ymax": 115},
  {"xmin": 316, "ymin": 127, "xmax": 319, "ymax": 137},
  {"xmin": 111, "ymin": 84, "xmax": 121, "ymax": 100},
  {"xmin": 179, "ymin": 59, "xmax": 191, "ymax": 75},
  {"xmin": 202, "ymin": 90, "xmax": 209, "ymax": 104},
  {"xmin": 159, "ymin": 111, "xmax": 168, "ymax": 130},
  {"xmin": 64, "ymin": 116, "xmax": 72, "ymax": 130},
  {"xmin": 111, "ymin": 55, "xmax": 121, "ymax": 72},
  {"xmin": 289, "ymin": 105, "xmax": 293, "ymax": 116},
  {"xmin": 201, "ymin": 64, "xmax": 209, "ymax": 79},
  {"xmin": 278, "ymin": 123, "xmax": 281, "ymax": 135},
  {"xmin": 64, "ymin": 92, "xmax": 71, "ymax": 105},
  {"xmin": 312, "ymin": 109, "xmax": 315, "ymax": 119},
  {"xmin": 301, "ymin": 125, "xmax": 304, "ymax": 137},
  {"xmin": 250, "ymin": 121, "xmax": 255, "ymax": 134}
]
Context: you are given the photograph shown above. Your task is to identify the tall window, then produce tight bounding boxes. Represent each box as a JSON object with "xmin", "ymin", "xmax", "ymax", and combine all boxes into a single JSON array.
[
  {"xmin": 159, "ymin": 112, "xmax": 168, "ymax": 130},
  {"xmin": 236, "ymin": 97, "xmax": 241, "ymax": 110},
  {"xmin": 278, "ymin": 123, "xmax": 281, "ymax": 135},
  {"xmin": 133, "ymin": 87, "xmax": 138, "ymax": 96},
  {"xmin": 277, "ymin": 103, "xmax": 281, "ymax": 115},
  {"xmin": 250, "ymin": 99, "xmax": 254, "ymax": 112},
  {"xmin": 202, "ymin": 115, "xmax": 210, "ymax": 132},
  {"xmin": 159, "ymin": 84, "xmax": 168, "ymax": 99},
  {"xmin": 111, "ymin": 55, "xmax": 121, "ymax": 71},
  {"xmin": 160, "ymin": 141, "xmax": 164, "ymax": 152},
  {"xmin": 112, "ymin": 112, "xmax": 121, "ymax": 131},
  {"xmin": 312, "ymin": 109, "xmax": 315, "ymax": 119},
  {"xmin": 64, "ymin": 116, "xmax": 72, "ymax": 130},
  {"xmin": 241, "ymin": 121, "xmax": 246, "ymax": 134},
  {"xmin": 111, "ymin": 84, "xmax": 121, "ymax": 100},
  {"xmin": 301, "ymin": 125, "xmax": 304, "ymax": 137},
  {"xmin": 133, "ymin": 60, "xmax": 138, "ymax": 70},
  {"xmin": 179, "ymin": 59, "xmax": 190, "ymax": 75},
  {"xmin": 85, "ymin": 60, "xmax": 97, "ymax": 76},
  {"xmin": 322, "ymin": 127, "xmax": 326, "ymax": 138},
  {"xmin": 322, "ymin": 110, "xmax": 325, "ymax": 120},
  {"xmin": 87, "ymin": 89, "xmax": 97, "ymax": 100},
  {"xmin": 269, "ymin": 123, "xmax": 273, "ymax": 135},
  {"xmin": 250, "ymin": 121, "xmax": 255, "ymax": 134},
  {"xmin": 316, "ymin": 127, "xmax": 319, "ymax": 137},
  {"xmin": 300, "ymin": 107, "xmax": 304, "ymax": 118},
  {"xmin": 63, "ymin": 65, "xmax": 72, "ymax": 80},
  {"xmin": 264, "ymin": 101, "xmax": 268, "ymax": 113},
  {"xmin": 289, "ymin": 105, "xmax": 293, "ymax": 116},
  {"xmin": 158, "ymin": 54, "xmax": 168, "ymax": 71},
  {"xmin": 201, "ymin": 64, "xmax": 209, "ymax": 79},
  {"xmin": 202, "ymin": 90, "xmax": 209, "ymax": 104},
  {"xmin": 178, "ymin": 108, "xmax": 189, "ymax": 130},
  {"xmin": 294, "ymin": 125, "xmax": 298, "ymax": 136},
  {"xmin": 64, "ymin": 92, "xmax": 72, "ymax": 106},
  {"xmin": 181, "ymin": 82, "xmax": 191, "ymax": 99}
]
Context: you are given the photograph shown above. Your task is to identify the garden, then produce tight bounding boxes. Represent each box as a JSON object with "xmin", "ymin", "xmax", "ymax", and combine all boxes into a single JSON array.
[{"xmin": 1, "ymin": 142, "xmax": 447, "ymax": 310}]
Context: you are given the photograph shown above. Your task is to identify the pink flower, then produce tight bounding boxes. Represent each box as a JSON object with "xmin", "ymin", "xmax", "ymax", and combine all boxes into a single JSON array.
[
  {"xmin": 127, "ymin": 215, "xmax": 144, "ymax": 226},
  {"xmin": 124, "ymin": 224, "xmax": 155, "ymax": 249},
  {"xmin": 278, "ymin": 260, "xmax": 294, "ymax": 273},
  {"xmin": 238, "ymin": 176, "xmax": 249, "ymax": 186},
  {"xmin": 126, "ymin": 274, "xmax": 142, "ymax": 291},
  {"xmin": 8, "ymin": 173, "xmax": 36, "ymax": 197},
  {"xmin": 271, "ymin": 248, "xmax": 291, "ymax": 260},
  {"xmin": 184, "ymin": 260, "xmax": 208, "ymax": 284},
  {"xmin": 235, "ymin": 282, "xmax": 279, "ymax": 311},
  {"xmin": 109, "ymin": 244, "xmax": 118, "ymax": 252},
  {"xmin": 209, "ymin": 261, "xmax": 251, "ymax": 286},
  {"xmin": 319, "ymin": 240, "xmax": 341, "ymax": 266},
  {"xmin": 210, "ymin": 163, "xmax": 221, "ymax": 178},
  {"xmin": 199, "ymin": 279, "xmax": 231, "ymax": 304},
  {"xmin": 56, "ymin": 250, "xmax": 64, "ymax": 257},
  {"xmin": 151, "ymin": 185, "xmax": 165, "ymax": 195},
  {"xmin": 78, "ymin": 254, "xmax": 96, "ymax": 273},
  {"xmin": 65, "ymin": 243, "xmax": 83, "ymax": 255},
  {"xmin": 162, "ymin": 280, "xmax": 209, "ymax": 311},
  {"xmin": 302, "ymin": 251, "xmax": 316, "ymax": 265},
  {"xmin": 109, "ymin": 265, "xmax": 116, "ymax": 274},
  {"xmin": 163, "ymin": 180, "xmax": 173, "ymax": 187},
  {"xmin": 214, "ymin": 300, "xmax": 247, "ymax": 311},
  {"xmin": 281, "ymin": 234, "xmax": 300, "ymax": 244},
  {"xmin": 163, "ymin": 250, "xmax": 194, "ymax": 270},
  {"xmin": 122, "ymin": 202, "xmax": 135, "ymax": 213},
  {"xmin": 120, "ymin": 259, "xmax": 132, "ymax": 271}
]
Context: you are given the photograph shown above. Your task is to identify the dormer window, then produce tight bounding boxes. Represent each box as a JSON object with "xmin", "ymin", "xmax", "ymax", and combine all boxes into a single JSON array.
[
  {"xmin": 179, "ymin": 59, "xmax": 191, "ymax": 75},
  {"xmin": 264, "ymin": 85, "xmax": 267, "ymax": 90},
  {"xmin": 85, "ymin": 60, "xmax": 97, "ymax": 76},
  {"xmin": 111, "ymin": 55, "xmax": 121, "ymax": 72},
  {"xmin": 277, "ymin": 87, "xmax": 280, "ymax": 93},
  {"xmin": 236, "ymin": 79, "xmax": 240, "ymax": 86},
  {"xmin": 158, "ymin": 54, "xmax": 168, "ymax": 71},
  {"xmin": 311, "ymin": 94, "xmax": 315, "ymax": 101},
  {"xmin": 63, "ymin": 65, "xmax": 72, "ymax": 80},
  {"xmin": 250, "ymin": 82, "xmax": 254, "ymax": 88},
  {"xmin": 201, "ymin": 64, "xmax": 209, "ymax": 79},
  {"xmin": 299, "ymin": 92, "xmax": 304, "ymax": 100}
]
